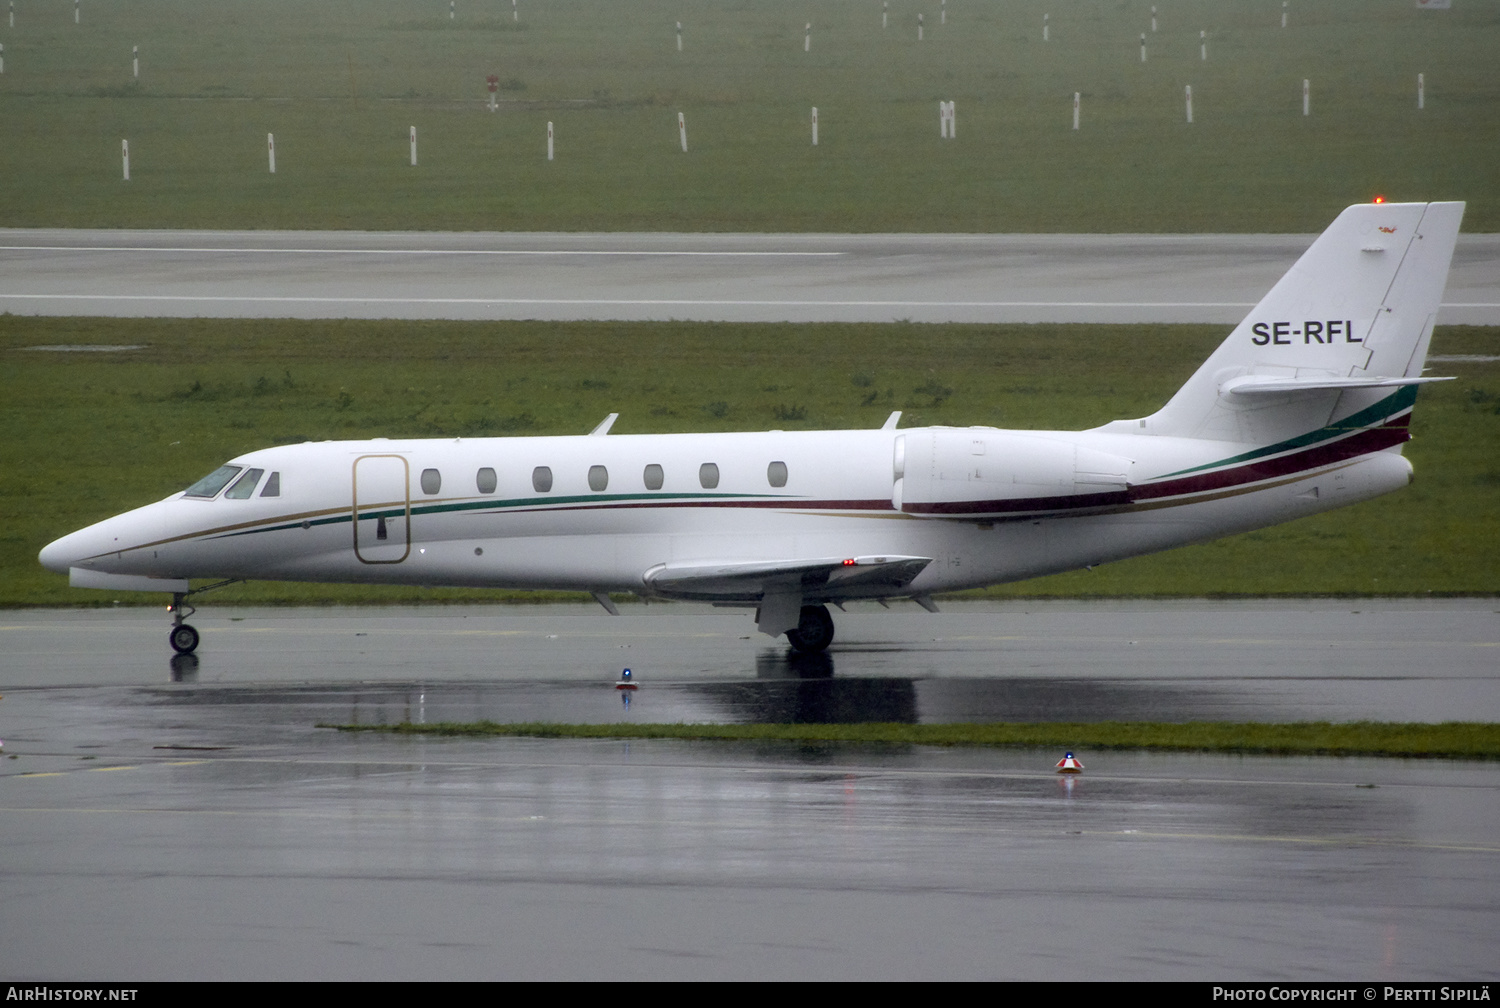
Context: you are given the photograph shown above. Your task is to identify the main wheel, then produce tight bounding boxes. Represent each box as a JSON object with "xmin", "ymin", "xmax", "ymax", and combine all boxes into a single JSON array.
[
  {"xmin": 169, "ymin": 623, "xmax": 200, "ymax": 655},
  {"xmin": 785, "ymin": 604, "xmax": 834, "ymax": 653}
]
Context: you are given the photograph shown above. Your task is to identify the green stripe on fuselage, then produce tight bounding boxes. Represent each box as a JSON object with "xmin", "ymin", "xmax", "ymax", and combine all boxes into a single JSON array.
[
  {"xmin": 1157, "ymin": 385, "xmax": 1417, "ymax": 480},
  {"xmin": 210, "ymin": 491, "xmax": 793, "ymax": 542}
]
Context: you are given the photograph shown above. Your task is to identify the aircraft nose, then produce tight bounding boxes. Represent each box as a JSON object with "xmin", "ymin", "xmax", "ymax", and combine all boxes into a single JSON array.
[{"xmin": 39, "ymin": 530, "xmax": 86, "ymax": 574}]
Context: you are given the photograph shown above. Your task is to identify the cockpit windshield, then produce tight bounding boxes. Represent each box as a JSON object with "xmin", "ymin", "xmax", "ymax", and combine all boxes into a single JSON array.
[
  {"xmin": 224, "ymin": 468, "xmax": 265, "ymax": 499},
  {"xmin": 183, "ymin": 465, "xmax": 243, "ymax": 499}
]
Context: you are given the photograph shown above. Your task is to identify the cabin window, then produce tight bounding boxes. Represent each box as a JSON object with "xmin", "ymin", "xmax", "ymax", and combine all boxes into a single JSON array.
[
  {"xmin": 183, "ymin": 465, "xmax": 242, "ymax": 499},
  {"xmin": 588, "ymin": 465, "xmax": 609, "ymax": 492},
  {"xmin": 532, "ymin": 466, "xmax": 553, "ymax": 493},
  {"xmin": 224, "ymin": 468, "xmax": 265, "ymax": 500},
  {"xmin": 643, "ymin": 464, "xmax": 664, "ymax": 491},
  {"xmin": 420, "ymin": 468, "xmax": 442, "ymax": 495},
  {"xmin": 260, "ymin": 472, "xmax": 281, "ymax": 497},
  {"xmin": 699, "ymin": 463, "xmax": 719, "ymax": 489},
  {"xmin": 767, "ymin": 461, "xmax": 788, "ymax": 488},
  {"xmin": 476, "ymin": 467, "xmax": 497, "ymax": 494}
]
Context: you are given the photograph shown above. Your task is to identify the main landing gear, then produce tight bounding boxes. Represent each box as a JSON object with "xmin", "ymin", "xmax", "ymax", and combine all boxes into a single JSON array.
[{"xmin": 786, "ymin": 604, "xmax": 835, "ymax": 653}]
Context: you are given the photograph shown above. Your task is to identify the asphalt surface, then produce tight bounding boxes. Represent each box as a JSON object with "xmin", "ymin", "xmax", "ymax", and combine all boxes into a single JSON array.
[
  {"xmin": 3, "ymin": 229, "xmax": 1497, "ymax": 324},
  {"xmin": 2, "ymin": 600, "xmax": 1496, "ymax": 980}
]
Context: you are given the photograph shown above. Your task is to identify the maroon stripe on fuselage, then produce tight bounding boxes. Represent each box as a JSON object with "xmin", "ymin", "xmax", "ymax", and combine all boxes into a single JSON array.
[
  {"xmin": 1131, "ymin": 419, "xmax": 1409, "ymax": 502},
  {"xmin": 902, "ymin": 488, "xmax": 1131, "ymax": 516},
  {"xmin": 533, "ymin": 498, "xmax": 896, "ymax": 514}
]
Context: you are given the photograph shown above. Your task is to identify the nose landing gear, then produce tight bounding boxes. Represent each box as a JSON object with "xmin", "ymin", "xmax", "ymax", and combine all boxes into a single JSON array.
[
  {"xmin": 165, "ymin": 579, "xmax": 240, "ymax": 654},
  {"xmin": 169, "ymin": 594, "xmax": 199, "ymax": 654}
]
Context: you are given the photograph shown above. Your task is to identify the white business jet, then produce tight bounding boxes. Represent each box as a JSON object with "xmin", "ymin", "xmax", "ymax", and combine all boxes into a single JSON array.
[{"xmin": 40, "ymin": 201, "xmax": 1464, "ymax": 655}]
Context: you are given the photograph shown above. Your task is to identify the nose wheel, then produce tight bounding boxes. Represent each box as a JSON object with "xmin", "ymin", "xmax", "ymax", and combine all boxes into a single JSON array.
[
  {"xmin": 169, "ymin": 622, "xmax": 200, "ymax": 654},
  {"xmin": 169, "ymin": 593, "xmax": 199, "ymax": 654}
]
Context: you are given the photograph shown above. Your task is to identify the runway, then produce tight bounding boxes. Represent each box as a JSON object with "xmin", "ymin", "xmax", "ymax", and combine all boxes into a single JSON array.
[
  {"xmin": 2, "ymin": 600, "xmax": 1496, "ymax": 980},
  {"xmin": 3, "ymin": 229, "xmax": 1498, "ymax": 324}
]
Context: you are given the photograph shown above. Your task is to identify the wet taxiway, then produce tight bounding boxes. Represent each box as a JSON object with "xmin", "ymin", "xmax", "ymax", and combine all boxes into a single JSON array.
[{"xmin": 2, "ymin": 600, "xmax": 1497, "ymax": 980}]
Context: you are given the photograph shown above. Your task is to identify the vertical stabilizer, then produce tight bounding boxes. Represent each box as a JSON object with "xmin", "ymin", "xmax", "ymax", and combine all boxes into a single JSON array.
[{"xmin": 1131, "ymin": 201, "xmax": 1464, "ymax": 446}]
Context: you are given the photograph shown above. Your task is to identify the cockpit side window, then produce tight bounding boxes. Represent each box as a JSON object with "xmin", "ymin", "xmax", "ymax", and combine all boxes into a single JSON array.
[
  {"xmin": 183, "ymin": 465, "xmax": 243, "ymax": 499},
  {"xmin": 260, "ymin": 472, "xmax": 281, "ymax": 497},
  {"xmin": 224, "ymin": 468, "xmax": 265, "ymax": 499}
]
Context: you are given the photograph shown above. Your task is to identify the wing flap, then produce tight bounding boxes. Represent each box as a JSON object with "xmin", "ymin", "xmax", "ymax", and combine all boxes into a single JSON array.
[{"xmin": 643, "ymin": 555, "xmax": 932, "ymax": 602}]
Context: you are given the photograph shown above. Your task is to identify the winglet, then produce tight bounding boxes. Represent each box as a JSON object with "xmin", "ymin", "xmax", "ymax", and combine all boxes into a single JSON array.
[
  {"xmin": 881, "ymin": 411, "xmax": 903, "ymax": 430},
  {"xmin": 589, "ymin": 413, "xmax": 619, "ymax": 436}
]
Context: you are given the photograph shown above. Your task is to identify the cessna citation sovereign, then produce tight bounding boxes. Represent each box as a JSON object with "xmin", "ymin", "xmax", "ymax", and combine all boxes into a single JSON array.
[{"xmin": 41, "ymin": 201, "xmax": 1464, "ymax": 655}]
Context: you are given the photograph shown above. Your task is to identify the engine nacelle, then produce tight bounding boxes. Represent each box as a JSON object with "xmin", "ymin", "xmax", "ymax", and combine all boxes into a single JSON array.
[{"xmin": 894, "ymin": 429, "xmax": 1132, "ymax": 519}]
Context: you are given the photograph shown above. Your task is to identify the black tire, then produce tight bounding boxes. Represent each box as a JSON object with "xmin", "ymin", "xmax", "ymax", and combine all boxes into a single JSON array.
[
  {"xmin": 785, "ymin": 604, "xmax": 834, "ymax": 653},
  {"xmin": 169, "ymin": 623, "xmax": 200, "ymax": 655}
]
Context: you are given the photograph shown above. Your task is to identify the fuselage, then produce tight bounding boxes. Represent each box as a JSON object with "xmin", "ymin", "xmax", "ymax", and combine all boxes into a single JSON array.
[{"xmin": 39, "ymin": 416, "xmax": 1413, "ymax": 603}]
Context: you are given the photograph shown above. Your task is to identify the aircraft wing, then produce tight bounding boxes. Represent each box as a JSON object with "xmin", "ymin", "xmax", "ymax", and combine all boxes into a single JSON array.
[{"xmin": 642, "ymin": 555, "xmax": 932, "ymax": 602}]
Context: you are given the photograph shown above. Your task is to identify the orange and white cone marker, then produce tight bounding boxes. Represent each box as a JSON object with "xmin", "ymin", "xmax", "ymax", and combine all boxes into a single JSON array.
[{"xmin": 1055, "ymin": 752, "xmax": 1084, "ymax": 773}]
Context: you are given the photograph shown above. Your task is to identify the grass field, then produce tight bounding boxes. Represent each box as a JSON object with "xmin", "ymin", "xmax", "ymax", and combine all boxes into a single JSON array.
[
  {"xmin": 327, "ymin": 719, "xmax": 1500, "ymax": 760},
  {"xmin": 4, "ymin": 316, "xmax": 1496, "ymax": 607},
  {"xmin": 0, "ymin": 0, "xmax": 1495, "ymax": 231}
]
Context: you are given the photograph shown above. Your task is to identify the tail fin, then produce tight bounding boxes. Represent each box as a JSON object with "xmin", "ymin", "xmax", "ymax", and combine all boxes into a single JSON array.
[{"xmin": 1129, "ymin": 201, "xmax": 1464, "ymax": 445}]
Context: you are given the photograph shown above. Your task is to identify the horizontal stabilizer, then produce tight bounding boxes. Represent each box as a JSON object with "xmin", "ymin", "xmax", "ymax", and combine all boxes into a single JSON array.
[
  {"xmin": 643, "ymin": 555, "xmax": 932, "ymax": 602},
  {"xmin": 1222, "ymin": 375, "xmax": 1454, "ymax": 396},
  {"xmin": 70, "ymin": 568, "xmax": 190, "ymax": 593}
]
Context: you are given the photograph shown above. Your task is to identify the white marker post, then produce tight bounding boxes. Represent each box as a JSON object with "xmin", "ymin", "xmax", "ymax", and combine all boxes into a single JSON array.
[
  {"xmin": 1140, "ymin": 33, "xmax": 1147, "ymax": 63},
  {"xmin": 547, "ymin": 121, "xmax": 554, "ymax": 161},
  {"xmin": 267, "ymin": 133, "xmax": 276, "ymax": 173},
  {"xmin": 1418, "ymin": 73, "xmax": 1424, "ymax": 110},
  {"xmin": 1282, "ymin": 2, "xmax": 1288, "ymax": 29},
  {"xmin": 676, "ymin": 21, "xmax": 682, "ymax": 52},
  {"xmin": 513, "ymin": 0, "xmax": 518, "ymax": 22},
  {"xmin": 133, "ymin": 45, "xmax": 139, "ymax": 79},
  {"xmin": 804, "ymin": 23, "xmax": 810, "ymax": 52},
  {"xmin": 941, "ymin": 0, "xmax": 946, "ymax": 25},
  {"xmin": 883, "ymin": 1, "xmax": 888, "ymax": 30},
  {"xmin": 449, "ymin": 1, "xmax": 454, "ymax": 21},
  {"xmin": 1043, "ymin": 14, "xmax": 1048, "ymax": 42},
  {"xmin": 1072, "ymin": 92, "xmax": 1080, "ymax": 130},
  {"xmin": 409, "ymin": 126, "xmax": 417, "ymax": 166},
  {"xmin": 939, "ymin": 101, "xmax": 955, "ymax": 139},
  {"xmin": 1302, "ymin": 78, "xmax": 1309, "ymax": 116},
  {"xmin": 121, "ymin": 139, "xmax": 129, "ymax": 180},
  {"xmin": 1151, "ymin": 6, "xmax": 1157, "ymax": 32},
  {"xmin": 74, "ymin": 0, "xmax": 79, "ymax": 24},
  {"xmin": 1185, "ymin": 85, "xmax": 1193, "ymax": 123},
  {"xmin": 0, "ymin": 43, "xmax": 4, "ymax": 75},
  {"xmin": 918, "ymin": 13, "xmax": 923, "ymax": 41},
  {"xmin": 811, "ymin": 106, "xmax": 818, "ymax": 146},
  {"xmin": 1200, "ymin": 31, "xmax": 1207, "ymax": 61},
  {"xmin": 678, "ymin": 111, "xmax": 687, "ymax": 152}
]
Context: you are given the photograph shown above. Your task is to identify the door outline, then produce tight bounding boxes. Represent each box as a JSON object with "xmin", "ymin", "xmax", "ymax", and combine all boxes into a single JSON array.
[{"xmin": 353, "ymin": 454, "xmax": 411, "ymax": 564}]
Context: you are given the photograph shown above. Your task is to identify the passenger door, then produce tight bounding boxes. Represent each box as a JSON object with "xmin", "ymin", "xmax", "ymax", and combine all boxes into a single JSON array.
[{"xmin": 353, "ymin": 454, "xmax": 410, "ymax": 564}]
